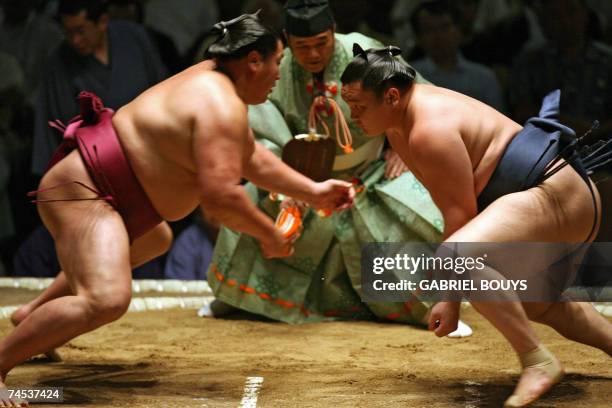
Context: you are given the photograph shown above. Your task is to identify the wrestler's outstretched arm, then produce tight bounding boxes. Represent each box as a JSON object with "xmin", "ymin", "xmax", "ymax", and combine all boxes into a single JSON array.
[
  {"xmin": 193, "ymin": 95, "xmax": 290, "ymax": 258},
  {"xmin": 407, "ymin": 124, "xmax": 478, "ymax": 337},
  {"xmin": 243, "ymin": 141, "xmax": 354, "ymax": 212}
]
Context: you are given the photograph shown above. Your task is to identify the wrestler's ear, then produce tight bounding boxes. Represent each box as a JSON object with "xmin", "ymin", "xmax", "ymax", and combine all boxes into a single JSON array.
[
  {"xmin": 246, "ymin": 50, "xmax": 264, "ymax": 71},
  {"xmin": 384, "ymin": 87, "xmax": 400, "ymax": 106}
]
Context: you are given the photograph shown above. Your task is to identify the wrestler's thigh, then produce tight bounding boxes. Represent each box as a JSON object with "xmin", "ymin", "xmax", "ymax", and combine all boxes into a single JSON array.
[
  {"xmin": 447, "ymin": 188, "xmax": 591, "ymax": 273},
  {"xmin": 47, "ymin": 201, "xmax": 131, "ymax": 298},
  {"xmin": 37, "ymin": 152, "xmax": 132, "ymax": 296},
  {"xmin": 129, "ymin": 222, "xmax": 173, "ymax": 268},
  {"xmin": 450, "ymin": 186, "xmax": 590, "ymax": 243}
]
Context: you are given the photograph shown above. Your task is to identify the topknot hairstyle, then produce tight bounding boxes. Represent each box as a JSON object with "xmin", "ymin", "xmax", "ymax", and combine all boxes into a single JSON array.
[
  {"xmin": 204, "ymin": 10, "xmax": 280, "ymax": 62},
  {"xmin": 340, "ymin": 44, "xmax": 416, "ymax": 97}
]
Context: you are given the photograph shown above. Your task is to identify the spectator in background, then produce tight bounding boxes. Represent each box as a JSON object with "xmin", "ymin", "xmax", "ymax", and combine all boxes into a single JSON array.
[
  {"xmin": 459, "ymin": 1, "xmax": 546, "ymax": 71},
  {"xmin": 216, "ymin": 0, "xmax": 248, "ymax": 21},
  {"xmin": 363, "ymin": 0, "xmax": 396, "ymax": 43},
  {"xmin": 586, "ymin": 0, "xmax": 612, "ymax": 43},
  {"xmin": 452, "ymin": 0, "xmax": 513, "ymax": 43},
  {"xmin": 509, "ymin": 0, "xmax": 612, "ymax": 139},
  {"xmin": 0, "ymin": 52, "xmax": 24, "ymax": 272},
  {"xmin": 13, "ymin": 225, "xmax": 165, "ymax": 278},
  {"xmin": 32, "ymin": 0, "xmax": 167, "ymax": 176},
  {"xmin": 462, "ymin": 0, "xmax": 604, "ymax": 69},
  {"xmin": 144, "ymin": 0, "xmax": 219, "ymax": 59},
  {"xmin": 330, "ymin": 0, "xmax": 394, "ymax": 45},
  {"xmin": 12, "ymin": 226, "xmax": 59, "ymax": 277},
  {"xmin": 391, "ymin": 0, "xmax": 511, "ymax": 60},
  {"xmin": 0, "ymin": 0, "xmax": 64, "ymax": 104},
  {"xmin": 106, "ymin": 0, "xmax": 183, "ymax": 74},
  {"xmin": 0, "ymin": 52, "xmax": 23, "ymax": 266},
  {"xmin": 410, "ymin": 1, "xmax": 505, "ymax": 112},
  {"xmin": 0, "ymin": 0, "xmax": 58, "ymax": 274},
  {"xmin": 242, "ymin": 0, "xmax": 284, "ymax": 33},
  {"xmin": 164, "ymin": 210, "xmax": 219, "ymax": 281}
]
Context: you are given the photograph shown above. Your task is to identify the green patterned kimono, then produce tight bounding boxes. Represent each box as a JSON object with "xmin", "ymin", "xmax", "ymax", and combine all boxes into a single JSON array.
[{"xmin": 208, "ymin": 33, "xmax": 443, "ymax": 325}]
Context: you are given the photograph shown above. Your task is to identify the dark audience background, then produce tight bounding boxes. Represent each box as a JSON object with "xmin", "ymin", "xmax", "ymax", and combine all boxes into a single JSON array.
[{"xmin": 0, "ymin": 0, "xmax": 610, "ymax": 277}]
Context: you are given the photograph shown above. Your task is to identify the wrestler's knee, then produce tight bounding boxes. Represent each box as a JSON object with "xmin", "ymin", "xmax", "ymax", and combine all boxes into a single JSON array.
[
  {"xmin": 85, "ymin": 285, "xmax": 132, "ymax": 325},
  {"xmin": 522, "ymin": 302, "xmax": 554, "ymax": 323},
  {"xmin": 10, "ymin": 305, "xmax": 31, "ymax": 326}
]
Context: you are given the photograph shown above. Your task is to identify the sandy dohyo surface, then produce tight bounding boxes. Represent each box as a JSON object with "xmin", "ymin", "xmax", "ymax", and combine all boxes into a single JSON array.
[{"xmin": 0, "ymin": 288, "xmax": 610, "ymax": 407}]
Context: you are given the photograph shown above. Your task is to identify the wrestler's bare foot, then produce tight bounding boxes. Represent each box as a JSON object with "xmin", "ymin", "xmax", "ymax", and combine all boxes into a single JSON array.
[
  {"xmin": 0, "ymin": 374, "xmax": 29, "ymax": 407},
  {"xmin": 10, "ymin": 308, "xmax": 62, "ymax": 363},
  {"xmin": 504, "ymin": 346, "xmax": 564, "ymax": 407}
]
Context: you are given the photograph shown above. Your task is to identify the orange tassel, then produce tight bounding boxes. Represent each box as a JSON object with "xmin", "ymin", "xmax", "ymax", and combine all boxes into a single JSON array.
[{"xmin": 274, "ymin": 205, "xmax": 303, "ymax": 239}]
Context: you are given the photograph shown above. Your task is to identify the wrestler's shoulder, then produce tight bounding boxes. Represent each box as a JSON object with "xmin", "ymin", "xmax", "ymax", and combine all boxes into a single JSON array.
[
  {"xmin": 183, "ymin": 69, "xmax": 235, "ymax": 93},
  {"xmin": 410, "ymin": 121, "xmax": 452, "ymax": 149},
  {"xmin": 176, "ymin": 70, "xmax": 243, "ymax": 111},
  {"xmin": 411, "ymin": 99, "xmax": 462, "ymax": 143}
]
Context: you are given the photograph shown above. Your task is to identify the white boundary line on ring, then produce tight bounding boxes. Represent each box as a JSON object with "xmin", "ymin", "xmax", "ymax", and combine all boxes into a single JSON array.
[
  {"xmin": 0, "ymin": 278, "xmax": 212, "ymax": 294},
  {"xmin": 239, "ymin": 376, "xmax": 264, "ymax": 408},
  {"xmin": 0, "ymin": 296, "xmax": 215, "ymax": 320},
  {"xmin": 463, "ymin": 380, "xmax": 484, "ymax": 408}
]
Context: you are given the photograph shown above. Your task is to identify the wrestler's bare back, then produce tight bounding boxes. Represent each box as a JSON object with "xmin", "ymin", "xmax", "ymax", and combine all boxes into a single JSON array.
[
  {"xmin": 113, "ymin": 60, "xmax": 253, "ymax": 221},
  {"xmin": 388, "ymin": 85, "xmax": 522, "ymax": 197}
]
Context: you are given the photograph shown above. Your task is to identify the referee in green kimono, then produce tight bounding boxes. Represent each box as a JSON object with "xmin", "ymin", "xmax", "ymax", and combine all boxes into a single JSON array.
[{"xmin": 207, "ymin": 0, "xmax": 472, "ymax": 338}]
